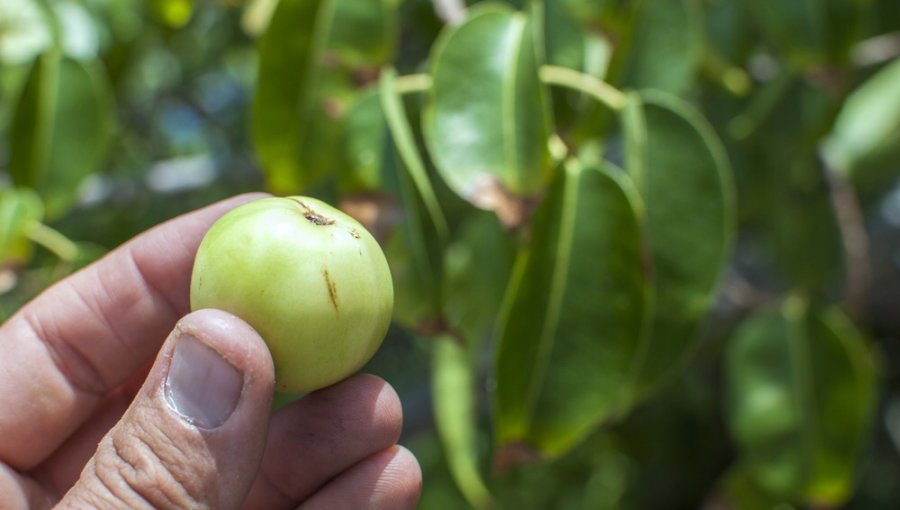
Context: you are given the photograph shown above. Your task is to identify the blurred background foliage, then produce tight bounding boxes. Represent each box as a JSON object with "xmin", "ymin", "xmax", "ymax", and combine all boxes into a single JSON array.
[{"xmin": 2, "ymin": 0, "xmax": 900, "ymax": 508}]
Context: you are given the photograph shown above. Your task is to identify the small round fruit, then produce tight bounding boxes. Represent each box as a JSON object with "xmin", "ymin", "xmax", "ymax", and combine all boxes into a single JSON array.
[{"xmin": 190, "ymin": 196, "xmax": 393, "ymax": 393}]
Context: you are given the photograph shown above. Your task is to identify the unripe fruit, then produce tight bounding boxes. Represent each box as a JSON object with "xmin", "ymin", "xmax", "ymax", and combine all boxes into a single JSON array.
[{"xmin": 190, "ymin": 196, "xmax": 394, "ymax": 393}]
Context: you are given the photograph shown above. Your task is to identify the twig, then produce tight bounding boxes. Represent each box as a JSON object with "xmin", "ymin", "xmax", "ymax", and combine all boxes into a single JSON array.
[{"xmin": 824, "ymin": 164, "xmax": 870, "ymax": 320}]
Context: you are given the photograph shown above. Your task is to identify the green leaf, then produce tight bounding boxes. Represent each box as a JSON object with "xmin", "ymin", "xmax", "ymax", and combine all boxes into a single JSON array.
[
  {"xmin": 433, "ymin": 335, "xmax": 493, "ymax": 510},
  {"xmin": 804, "ymin": 307, "xmax": 878, "ymax": 504},
  {"xmin": 745, "ymin": 0, "xmax": 864, "ymax": 66},
  {"xmin": 337, "ymin": 86, "xmax": 444, "ymax": 332},
  {"xmin": 0, "ymin": 187, "xmax": 44, "ymax": 267},
  {"xmin": 329, "ymin": 0, "xmax": 397, "ymax": 68},
  {"xmin": 8, "ymin": 52, "xmax": 114, "ymax": 219},
  {"xmin": 252, "ymin": 0, "xmax": 398, "ymax": 193},
  {"xmin": 443, "ymin": 210, "xmax": 514, "ymax": 347},
  {"xmin": 725, "ymin": 301, "xmax": 877, "ymax": 505},
  {"xmin": 745, "ymin": 0, "xmax": 825, "ymax": 65},
  {"xmin": 822, "ymin": 58, "xmax": 900, "ymax": 200},
  {"xmin": 252, "ymin": 0, "xmax": 330, "ymax": 193},
  {"xmin": 424, "ymin": 4, "xmax": 553, "ymax": 220},
  {"xmin": 614, "ymin": 0, "xmax": 702, "ymax": 94},
  {"xmin": 340, "ymin": 87, "xmax": 389, "ymax": 192},
  {"xmin": 380, "ymin": 67, "xmax": 449, "ymax": 243},
  {"xmin": 494, "ymin": 161, "xmax": 649, "ymax": 458},
  {"xmin": 624, "ymin": 90, "xmax": 734, "ymax": 397}
]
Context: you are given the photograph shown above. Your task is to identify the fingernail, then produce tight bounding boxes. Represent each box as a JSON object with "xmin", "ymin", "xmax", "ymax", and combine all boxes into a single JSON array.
[{"xmin": 165, "ymin": 334, "xmax": 243, "ymax": 428}]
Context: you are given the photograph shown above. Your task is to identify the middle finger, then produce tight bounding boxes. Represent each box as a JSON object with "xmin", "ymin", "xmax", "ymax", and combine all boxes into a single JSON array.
[{"xmin": 241, "ymin": 374, "xmax": 403, "ymax": 509}]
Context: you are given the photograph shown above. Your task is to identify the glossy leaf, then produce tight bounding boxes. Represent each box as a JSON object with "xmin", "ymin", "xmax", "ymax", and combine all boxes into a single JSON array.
[
  {"xmin": 725, "ymin": 302, "xmax": 877, "ymax": 505},
  {"xmin": 494, "ymin": 162, "xmax": 648, "ymax": 458},
  {"xmin": 0, "ymin": 188, "xmax": 43, "ymax": 267},
  {"xmin": 252, "ymin": 0, "xmax": 397, "ymax": 193},
  {"xmin": 822, "ymin": 58, "xmax": 900, "ymax": 200},
  {"xmin": 424, "ymin": 4, "xmax": 553, "ymax": 219},
  {"xmin": 433, "ymin": 336, "xmax": 492, "ymax": 509},
  {"xmin": 624, "ymin": 90, "xmax": 734, "ymax": 397},
  {"xmin": 8, "ymin": 52, "xmax": 113, "ymax": 219}
]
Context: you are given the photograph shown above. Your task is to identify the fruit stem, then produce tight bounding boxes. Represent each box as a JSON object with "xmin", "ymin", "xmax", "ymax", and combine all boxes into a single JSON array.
[{"xmin": 289, "ymin": 198, "xmax": 335, "ymax": 226}]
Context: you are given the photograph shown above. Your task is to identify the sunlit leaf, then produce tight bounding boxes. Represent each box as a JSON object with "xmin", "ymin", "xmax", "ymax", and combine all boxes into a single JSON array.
[
  {"xmin": 823, "ymin": 58, "xmax": 900, "ymax": 200},
  {"xmin": 494, "ymin": 161, "xmax": 648, "ymax": 458},
  {"xmin": 0, "ymin": 187, "xmax": 43, "ymax": 267},
  {"xmin": 8, "ymin": 52, "xmax": 114, "ymax": 219},
  {"xmin": 623, "ymin": 90, "xmax": 735, "ymax": 398},
  {"xmin": 0, "ymin": 0, "xmax": 53, "ymax": 65},
  {"xmin": 424, "ymin": 4, "xmax": 553, "ymax": 224}
]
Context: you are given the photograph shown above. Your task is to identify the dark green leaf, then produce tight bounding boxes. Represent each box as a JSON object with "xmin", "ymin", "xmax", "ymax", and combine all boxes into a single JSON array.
[
  {"xmin": 329, "ymin": 0, "xmax": 397, "ymax": 68},
  {"xmin": 624, "ymin": 90, "xmax": 735, "ymax": 397},
  {"xmin": 442, "ymin": 210, "xmax": 514, "ymax": 347},
  {"xmin": 8, "ymin": 52, "xmax": 114, "ymax": 219},
  {"xmin": 494, "ymin": 161, "xmax": 648, "ymax": 457},
  {"xmin": 745, "ymin": 0, "xmax": 865, "ymax": 65},
  {"xmin": 615, "ymin": 0, "xmax": 702, "ymax": 94},
  {"xmin": 424, "ymin": 4, "xmax": 553, "ymax": 219}
]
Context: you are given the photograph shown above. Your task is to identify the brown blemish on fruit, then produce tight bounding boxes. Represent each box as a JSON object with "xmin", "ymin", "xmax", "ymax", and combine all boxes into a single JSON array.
[
  {"xmin": 350, "ymin": 228, "xmax": 361, "ymax": 239},
  {"xmin": 291, "ymin": 198, "xmax": 335, "ymax": 226},
  {"xmin": 323, "ymin": 267, "xmax": 338, "ymax": 311}
]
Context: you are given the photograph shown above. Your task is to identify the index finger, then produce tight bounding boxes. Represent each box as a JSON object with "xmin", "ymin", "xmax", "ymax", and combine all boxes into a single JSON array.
[{"xmin": 0, "ymin": 193, "xmax": 267, "ymax": 470}]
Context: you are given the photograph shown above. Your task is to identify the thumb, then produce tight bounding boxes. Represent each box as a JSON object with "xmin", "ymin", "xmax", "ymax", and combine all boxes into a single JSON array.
[{"xmin": 58, "ymin": 309, "xmax": 275, "ymax": 510}]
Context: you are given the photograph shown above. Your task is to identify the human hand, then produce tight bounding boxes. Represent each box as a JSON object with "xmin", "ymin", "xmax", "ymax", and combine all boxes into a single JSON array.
[{"xmin": 0, "ymin": 194, "xmax": 422, "ymax": 509}]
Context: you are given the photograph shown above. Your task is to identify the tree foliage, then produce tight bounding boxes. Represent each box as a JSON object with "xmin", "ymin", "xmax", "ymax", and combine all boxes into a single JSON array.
[{"xmin": 3, "ymin": 0, "xmax": 900, "ymax": 508}]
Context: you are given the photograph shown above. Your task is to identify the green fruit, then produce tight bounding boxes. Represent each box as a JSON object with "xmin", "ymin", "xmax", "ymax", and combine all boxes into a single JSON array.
[{"xmin": 190, "ymin": 196, "xmax": 394, "ymax": 393}]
